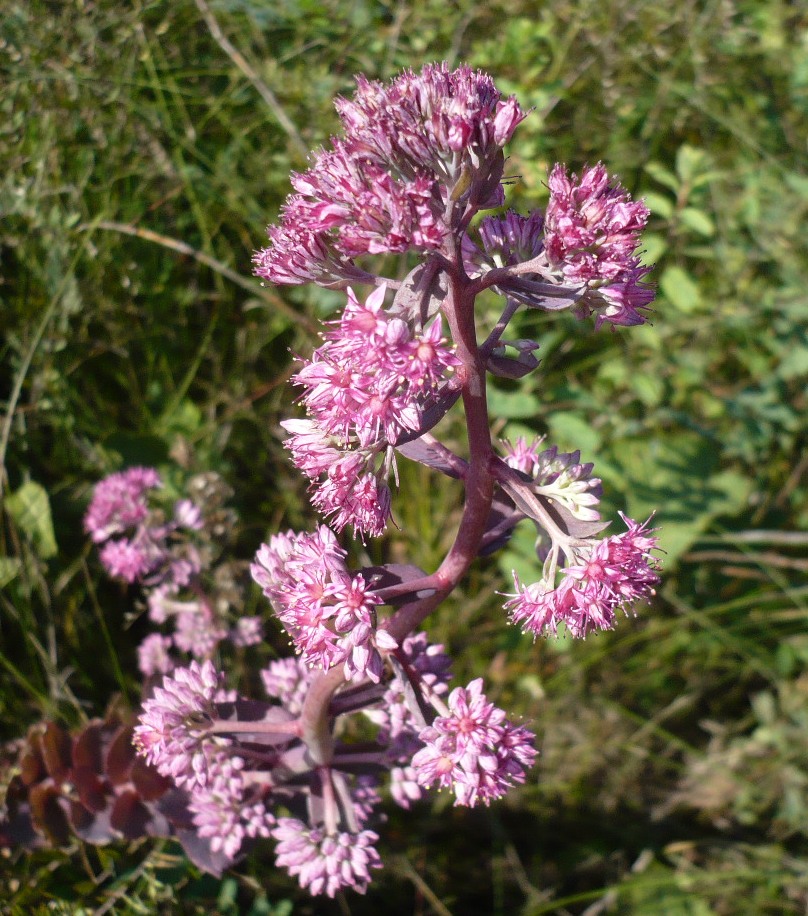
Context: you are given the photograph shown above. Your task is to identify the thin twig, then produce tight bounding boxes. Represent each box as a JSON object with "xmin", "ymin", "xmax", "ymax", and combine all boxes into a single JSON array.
[
  {"xmin": 393, "ymin": 855, "xmax": 454, "ymax": 916},
  {"xmin": 194, "ymin": 0, "xmax": 308, "ymax": 160},
  {"xmin": 82, "ymin": 220, "xmax": 318, "ymax": 335}
]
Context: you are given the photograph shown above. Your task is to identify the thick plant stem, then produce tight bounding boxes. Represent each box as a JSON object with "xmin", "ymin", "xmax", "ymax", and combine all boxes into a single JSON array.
[{"xmin": 297, "ymin": 271, "xmax": 495, "ymax": 763}]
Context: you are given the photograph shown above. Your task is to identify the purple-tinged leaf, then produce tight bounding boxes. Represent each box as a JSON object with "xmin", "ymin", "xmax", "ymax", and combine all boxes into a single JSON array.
[
  {"xmin": 73, "ymin": 766, "xmax": 107, "ymax": 812},
  {"xmin": 394, "ymin": 386, "xmax": 463, "ymax": 448},
  {"xmin": 19, "ymin": 746, "xmax": 44, "ymax": 786},
  {"xmin": 486, "ymin": 348, "xmax": 540, "ymax": 379},
  {"xmin": 72, "ymin": 722, "xmax": 104, "ymax": 774},
  {"xmin": 395, "ymin": 434, "xmax": 466, "ymax": 478},
  {"xmin": 362, "ymin": 563, "xmax": 434, "ymax": 606},
  {"xmin": 41, "ymin": 723, "xmax": 72, "ymax": 783},
  {"xmin": 500, "ymin": 473, "xmax": 610, "ymax": 538},
  {"xmin": 70, "ymin": 803, "xmax": 115, "ymax": 845},
  {"xmin": 110, "ymin": 790, "xmax": 150, "ymax": 840},
  {"xmin": 0, "ymin": 797, "xmax": 42, "ymax": 849},
  {"xmin": 106, "ymin": 726, "xmax": 136, "ymax": 785},
  {"xmin": 131, "ymin": 756, "xmax": 173, "ymax": 801},
  {"xmin": 29, "ymin": 783, "xmax": 71, "ymax": 846},
  {"xmin": 390, "ymin": 261, "xmax": 448, "ymax": 325},
  {"xmin": 176, "ymin": 828, "xmax": 236, "ymax": 877},
  {"xmin": 156, "ymin": 787, "xmax": 194, "ymax": 830}
]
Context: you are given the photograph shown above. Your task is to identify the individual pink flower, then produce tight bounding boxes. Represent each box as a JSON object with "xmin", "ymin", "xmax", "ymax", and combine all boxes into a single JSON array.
[{"xmin": 272, "ymin": 818, "xmax": 382, "ymax": 898}]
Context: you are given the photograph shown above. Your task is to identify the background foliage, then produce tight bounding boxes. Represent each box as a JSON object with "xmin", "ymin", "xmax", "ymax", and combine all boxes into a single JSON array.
[{"xmin": 1, "ymin": 0, "xmax": 806, "ymax": 912}]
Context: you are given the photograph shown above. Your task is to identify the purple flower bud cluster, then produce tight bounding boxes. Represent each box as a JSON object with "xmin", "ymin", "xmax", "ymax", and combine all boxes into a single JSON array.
[{"xmin": 283, "ymin": 284, "xmax": 460, "ymax": 536}]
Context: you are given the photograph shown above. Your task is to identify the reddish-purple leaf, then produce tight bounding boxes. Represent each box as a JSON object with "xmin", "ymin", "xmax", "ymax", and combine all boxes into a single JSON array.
[
  {"xmin": 106, "ymin": 726, "xmax": 137, "ymax": 785},
  {"xmin": 29, "ymin": 783, "xmax": 71, "ymax": 846},
  {"xmin": 41, "ymin": 723, "xmax": 72, "ymax": 783},
  {"xmin": 73, "ymin": 722, "xmax": 104, "ymax": 774},
  {"xmin": 110, "ymin": 790, "xmax": 150, "ymax": 840}
]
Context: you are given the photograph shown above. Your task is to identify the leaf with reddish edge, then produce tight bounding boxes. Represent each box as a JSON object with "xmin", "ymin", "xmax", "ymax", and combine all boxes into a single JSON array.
[
  {"xmin": 73, "ymin": 766, "xmax": 108, "ymax": 812},
  {"xmin": 41, "ymin": 722, "xmax": 72, "ymax": 783},
  {"xmin": 72, "ymin": 721, "xmax": 105, "ymax": 773},
  {"xmin": 29, "ymin": 783, "xmax": 71, "ymax": 846},
  {"xmin": 361, "ymin": 563, "xmax": 434, "ymax": 606},
  {"xmin": 131, "ymin": 756, "xmax": 173, "ymax": 801},
  {"xmin": 110, "ymin": 790, "xmax": 151, "ymax": 840},
  {"xmin": 19, "ymin": 747, "xmax": 44, "ymax": 786},
  {"xmin": 70, "ymin": 803, "xmax": 115, "ymax": 845},
  {"xmin": 105, "ymin": 725, "xmax": 137, "ymax": 785}
]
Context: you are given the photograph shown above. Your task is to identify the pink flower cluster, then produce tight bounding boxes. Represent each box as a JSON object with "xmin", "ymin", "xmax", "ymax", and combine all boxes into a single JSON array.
[
  {"xmin": 87, "ymin": 469, "xmax": 262, "ymax": 675},
  {"xmin": 412, "ymin": 678, "xmax": 537, "ymax": 807},
  {"xmin": 505, "ymin": 514, "xmax": 661, "ymax": 639},
  {"xmin": 272, "ymin": 818, "xmax": 382, "ymax": 898},
  {"xmin": 188, "ymin": 757, "xmax": 275, "ymax": 859},
  {"xmin": 133, "ymin": 659, "xmax": 226, "ymax": 788},
  {"xmin": 545, "ymin": 163, "xmax": 654, "ymax": 327},
  {"xmin": 255, "ymin": 63, "xmax": 526, "ymax": 285},
  {"xmin": 251, "ymin": 525, "xmax": 396, "ymax": 682},
  {"xmin": 283, "ymin": 284, "xmax": 459, "ymax": 537}
]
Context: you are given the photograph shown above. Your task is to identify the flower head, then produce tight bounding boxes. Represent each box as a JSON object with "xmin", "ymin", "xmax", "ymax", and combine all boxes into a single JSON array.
[
  {"xmin": 134, "ymin": 660, "xmax": 227, "ymax": 788},
  {"xmin": 411, "ymin": 678, "xmax": 537, "ymax": 806},
  {"xmin": 272, "ymin": 818, "xmax": 382, "ymax": 898},
  {"xmin": 505, "ymin": 514, "xmax": 661, "ymax": 639},
  {"xmin": 84, "ymin": 467, "xmax": 162, "ymax": 543}
]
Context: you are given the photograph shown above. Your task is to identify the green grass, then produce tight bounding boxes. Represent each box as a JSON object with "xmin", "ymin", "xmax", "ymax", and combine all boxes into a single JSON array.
[{"xmin": 1, "ymin": 0, "xmax": 807, "ymax": 912}]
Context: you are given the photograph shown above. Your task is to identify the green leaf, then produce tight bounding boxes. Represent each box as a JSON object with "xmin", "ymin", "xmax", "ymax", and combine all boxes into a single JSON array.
[
  {"xmin": 645, "ymin": 161, "xmax": 679, "ymax": 192},
  {"xmin": 643, "ymin": 192, "xmax": 675, "ymax": 218},
  {"xmin": 660, "ymin": 266, "xmax": 703, "ymax": 313},
  {"xmin": 547, "ymin": 411, "xmax": 602, "ymax": 454},
  {"xmin": 0, "ymin": 556, "xmax": 22, "ymax": 587},
  {"xmin": 486, "ymin": 385, "xmax": 541, "ymax": 420},
  {"xmin": 5, "ymin": 481, "xmax": 58, "ymax": 559},
  {"xmin": 679, "ymin": 206, "xmax": 715, "ymax": 236}
]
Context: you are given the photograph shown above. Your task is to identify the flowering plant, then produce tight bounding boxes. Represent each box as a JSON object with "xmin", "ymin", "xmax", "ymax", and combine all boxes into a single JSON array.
[{"xmin": 2, "ymin": 63, "xmax": 661, "ymax": 900}]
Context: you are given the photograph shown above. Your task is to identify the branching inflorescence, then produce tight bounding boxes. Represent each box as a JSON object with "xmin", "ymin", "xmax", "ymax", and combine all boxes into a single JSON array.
[{"xmin": 2, "ymin": 62, "xmax": 663, "ymax": 899}]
